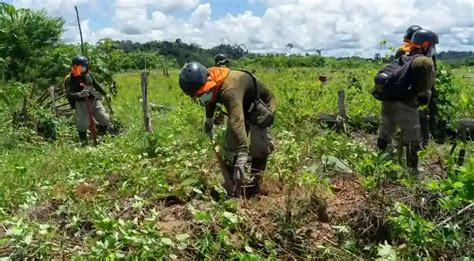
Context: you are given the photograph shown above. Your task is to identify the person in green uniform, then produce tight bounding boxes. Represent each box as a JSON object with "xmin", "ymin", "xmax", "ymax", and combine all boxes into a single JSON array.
[
  {"xmin": 377, "ymin": 29, "xmax": 438, "ymax": 173},
  {"xmin": 179, "ymin": 62, "xmax": 276, "ymax": 197},
  {"xmin": 394, "ymin": 25, "xmax": 422, "ymax": 59},
  {"xmin": 214, "ymin": 53, "xmax": 230, "ymax": 67},
  {"xmin": 64, "ymin": 56, "xmax": 109, "ymax": 143},
  {"xmin": 395, "ymin": 25, "xmax": 436, "ymax": 147}
]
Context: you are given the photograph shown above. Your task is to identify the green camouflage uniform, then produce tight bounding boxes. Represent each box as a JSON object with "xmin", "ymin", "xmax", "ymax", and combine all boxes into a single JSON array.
[
  {"xmin": 378, "ymin": 51, "xmax": 435, "ymax": 171},
  {"xmin": 206, "ymin": 71, "xmax": 276, "ymax": 159},
  {"xmin": 379, "ymin": 52, "xmax": 434, "ymax": 143},
  {"xmin": 64, "ymin": 73, "xmax": 110, "ymax": 135},
  {"xmin": 393, "ymin": 47, "xmax": 434, "ymax": 147},
  {"xmin": 205, "ymin": 70, "xmax": 276, "ymax": 196}
]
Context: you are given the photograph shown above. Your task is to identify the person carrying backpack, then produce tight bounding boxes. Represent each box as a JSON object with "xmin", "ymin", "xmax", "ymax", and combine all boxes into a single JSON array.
[
  {"xmin": 395, "ymin": 25, "xmax": 436, "ymax": 148},
  {"xmin": 64, "ymin": 56, "xmax": 110, "ymax": 144},
  {"xmin": 394, "ymin": 25, "xmax": 422, "ymax": 59},
  {"xmin": 375, "ymin": 29, "xmax": 438, "ymax": 173},
  {"xmin": 179, "ymin": 62, "xmax": 276, "ymax": 198}
]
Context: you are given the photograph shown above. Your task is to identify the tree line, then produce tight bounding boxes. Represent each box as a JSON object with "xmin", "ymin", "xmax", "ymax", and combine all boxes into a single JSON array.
[{"xmin": 1, "ymin": 2, "xmax": 472, "ymax": 91}]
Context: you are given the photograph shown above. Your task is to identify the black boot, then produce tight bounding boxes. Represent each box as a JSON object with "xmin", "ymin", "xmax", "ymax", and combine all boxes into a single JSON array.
[
  {"xmin": 243, "ymin": 157, "xmax": 268, "ymax": 198},
  {"xmin": 78, "ymin": 131, "xmax": 87, "ymax": 144},
  {"xmin": 406, "ymin": 142, "xmax": 421, "ymax": 174},
  {"xmin": 419, "ymin": 110, "xmax": 430, "ymax": 148},
  {"xmin": 97, "ymin": 125, "xmax": 108, "ymax": 136},
  {"xmin": 377, "ymin": 138, "xmax": 389, "ymax": 151}
]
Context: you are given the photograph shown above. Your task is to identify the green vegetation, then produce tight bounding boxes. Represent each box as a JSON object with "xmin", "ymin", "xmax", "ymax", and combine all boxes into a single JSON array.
[{"xmin": 0, "ymin": 2, "xmax": 473, "ymax": 259}]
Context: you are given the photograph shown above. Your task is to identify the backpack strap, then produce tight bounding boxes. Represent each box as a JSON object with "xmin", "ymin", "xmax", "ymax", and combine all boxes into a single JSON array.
[
  {"xmin": 238, "ymin": 70, "xmax": 260, "ymax": 100},
  {"xmin": 209, "ymin": 70, "xmax": 260, "ymax": 117},
  {"xmin": 400, "ymin": 53, "xmax": 422, "ymax": 65}
]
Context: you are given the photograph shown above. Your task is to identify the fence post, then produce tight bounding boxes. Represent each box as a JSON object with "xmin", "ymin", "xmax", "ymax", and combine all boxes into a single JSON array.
[
  {"xmin": 337, "ymin": 90, "xmax": 347, "ymax": 120},
  {"xmin": 141, "ymin": 70, "xmax": 153, "ymax": 133},
  {"xmin": 49, "ymin": 86, "xmax": 58, "ymax": 116}
]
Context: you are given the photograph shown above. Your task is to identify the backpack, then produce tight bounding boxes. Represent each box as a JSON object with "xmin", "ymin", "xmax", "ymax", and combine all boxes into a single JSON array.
[
  {"xmin": 239, "ymin": 70, "xmax": 274, "ymax": 128},
  {"xmin": 372, "ymin": 54, "xmax": 421, "ymax": 101}
]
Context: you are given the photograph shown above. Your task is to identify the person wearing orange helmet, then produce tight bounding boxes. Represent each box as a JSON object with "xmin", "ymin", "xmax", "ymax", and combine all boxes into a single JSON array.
[
  {"xmin": 394, "ymin": 25, "xmax": 423, "ymax": 59},
  {"xmin": 395, "ymin": 25, "xmax": 435, "ymax": 148},
  {"xmin": 179, "ymin": 62, "xmax": 276, "ymax": 197},
  {"xmin": 64, "ymin": 55, "xmax": 110, "ymax": 143},
  {"xmin": 378, "ymin": 29, "xmax": 438, "ymax": 173},
  {"xmin": 214, "ymin": 53, "xmax": 230, "ymax": 67}
]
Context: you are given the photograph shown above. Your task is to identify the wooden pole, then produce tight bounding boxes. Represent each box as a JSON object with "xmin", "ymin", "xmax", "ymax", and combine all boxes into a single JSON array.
[
  {"xmin": 74, "ymin": 6, "xmax": 84, "ymax": 56},
  {"xmin": 141, "ymin": 71, "xmax": 153, "ymax": 133},
  {"xmin": 49, "ymin": 86, "xmax": 57, "ymax": 116},
  {"xmin": 337, "ymin": 90, "xmax": 348, "ymax": 120}
]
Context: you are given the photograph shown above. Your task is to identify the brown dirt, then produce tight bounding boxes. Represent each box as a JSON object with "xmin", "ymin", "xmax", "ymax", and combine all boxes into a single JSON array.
[
  {"xmin": 231, "ymin": 172, "xmax": 367, "ymax": 250},
  {"xmin": 27, "ymin": 199, "xmax": 62, "ymax": 221},
  {"xmin": 156, "ymin": 204, "xmax": 193, "ymax": 235},
  {"xmin": 327, "ymin": 172, "xmax": 366, "ymax": 221},
  {"xmin": 74, "ymin": 182, "xmax": 98, "ymax": 200}
]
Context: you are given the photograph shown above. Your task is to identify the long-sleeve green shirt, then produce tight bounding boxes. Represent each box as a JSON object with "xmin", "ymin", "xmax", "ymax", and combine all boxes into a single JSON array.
[
  {"xmin": 207, "ymin": 71, "xmax": 276, "ymax": 153},
  {"xmin": 402, "ymin": 52, "xmax": 435, "ymax": 108},
  {"xmin": 65, "ymin": 73, "xmax": 107, "ymax": 101}
]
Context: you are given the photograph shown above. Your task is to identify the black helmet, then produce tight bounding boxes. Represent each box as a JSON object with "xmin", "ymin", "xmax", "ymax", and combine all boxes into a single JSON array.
[
  {"xmin": 411, "ymin": 29, "xmax": 439, "ymax": 46},
  {"xmin": 214, "ymin": 53, "xmax": 229, "ymax": 66},
  {"xmin": 403, "ymin": 25, "xmax": 422, "ymax": 41},
  {"xmin": 179, "ymin": 62, "xmax": 208, "ymax": 97},
  {"xmin": 72, "ymin": 55, "xmax": 89, "ymax": 66}
]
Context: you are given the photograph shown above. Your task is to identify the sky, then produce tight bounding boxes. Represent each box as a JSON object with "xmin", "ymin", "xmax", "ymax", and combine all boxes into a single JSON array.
[{"xmin": 4, "ymin": 0, "xmax": 474, "ymax": 57}]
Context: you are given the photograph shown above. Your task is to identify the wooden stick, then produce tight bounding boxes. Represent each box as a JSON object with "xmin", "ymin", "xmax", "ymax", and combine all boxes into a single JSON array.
[
  {"xmin": 49, "ymin": 86, "xmax": 57, "ymax": 116},
  {"xmin": 434, "ymin": 202, "xmax": 474, "ymax": 229},
  {"xmin": 74, "ymin": 6, "xmax": 84, "ymax": 55},
  {"xmin": 141, "ymin": 71, "xmax": 153, "ymax": 133},
  {"xmin": 337, "ymin": 89, "xmax": 348, "ymax": 120}
]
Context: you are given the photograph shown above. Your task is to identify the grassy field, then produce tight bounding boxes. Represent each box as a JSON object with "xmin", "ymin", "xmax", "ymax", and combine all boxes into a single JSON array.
[{"xmin": 0, "ymin": 66, "xmax": 473, "ymax": 259}]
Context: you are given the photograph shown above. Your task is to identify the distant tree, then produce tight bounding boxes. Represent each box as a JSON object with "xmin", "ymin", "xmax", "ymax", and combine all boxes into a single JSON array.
[{"xmin": 210, "ymin": 44, "xmax": 246, "ymax": 59}]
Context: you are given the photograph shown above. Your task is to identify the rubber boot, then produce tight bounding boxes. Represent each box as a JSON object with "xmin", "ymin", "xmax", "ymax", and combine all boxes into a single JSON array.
[
  {"xmin": 243, "ymin": 157, "xmax": 267, "ymax": 198},
  {"xmin": 223, "ymin": 156, "xmax": 238, "ymax": 198},
  {"xmin": 419, "ymin": 110, "xmax": 430, "ymax": 149},
  {"xmin": 377, "ymin": 137, "xmax": 389, "ymax": 151},
  {"xmin": 97, "ymin": 125, "xmax": 108, "ymax": 136},
  {"xmin": 406, "ymin": 142, "xmax": 421, "ymax": 174},
  {"xmin": 78, "ymin": 131, "xmax": 87, "ymax": 145}
]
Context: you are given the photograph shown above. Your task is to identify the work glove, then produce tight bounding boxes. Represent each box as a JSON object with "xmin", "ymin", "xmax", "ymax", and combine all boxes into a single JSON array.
[
  {"xmin": 78, "ymin": 90, "xmax": 90, "ymax": 98},
  {"xmin": 203, "ymin": 118, "xmax": 214, "ymax": 138},
  {"xmin": 233, "ymin": 152, "xmax": 248, "ymax": 184},
  {"xmin": 86, "ymin": 87, "xmax": 103, "ymax": 100}
]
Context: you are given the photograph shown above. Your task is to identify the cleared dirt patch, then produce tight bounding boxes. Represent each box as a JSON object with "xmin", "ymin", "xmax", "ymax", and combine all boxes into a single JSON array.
[{"xmin": 327, "ymin": 172, "xmax": 366, "ymax": 221}]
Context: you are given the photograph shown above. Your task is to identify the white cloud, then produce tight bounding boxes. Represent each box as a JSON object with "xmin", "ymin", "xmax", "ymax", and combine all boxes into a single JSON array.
[
  {"xmin": 154, "ymin": 0, "xmax": 201, "ymax": 12},
  {"xmin": 7, "ymin": 0, "xmax": 474, "ymax": 57},
  {"xmin": 11, "ymin": 0, "xmax": 90, "ymax": 15},
  {"xmin": 191, "ymin": 3, "xmax": 211, "ymax": 27},
  {"xmin": 114, "ymin": 7, "xmax": 150, "ymax": 34},
  {"xmin": 114, "ymin": 0, "xmax": 200, "ymax": 12},
  {"xmin": 151, "ymin": 11, "xmax": 175, "ymax": 30},
  {"xmin": 63, "ymin": 19, "xmax": 94, "ymax": 43}
]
